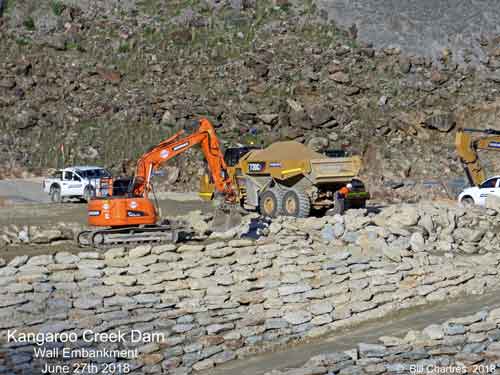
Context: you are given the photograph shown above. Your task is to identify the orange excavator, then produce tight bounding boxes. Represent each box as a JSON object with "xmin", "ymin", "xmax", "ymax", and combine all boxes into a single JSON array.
[{"xmin": 77, "ymin": 118, "xmax": 239, "ymax": 247}]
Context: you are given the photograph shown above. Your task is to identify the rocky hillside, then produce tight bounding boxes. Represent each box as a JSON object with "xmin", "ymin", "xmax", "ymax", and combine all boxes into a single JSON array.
[{"xmin": 2, "ymin": 0, "xmax": 500, "ymax": 197}]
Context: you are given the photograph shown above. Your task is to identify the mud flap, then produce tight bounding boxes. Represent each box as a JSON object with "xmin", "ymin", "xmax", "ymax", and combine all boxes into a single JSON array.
[{"xmin": 210, "ymin": 203, "xmax": 243, "ymax": 233}]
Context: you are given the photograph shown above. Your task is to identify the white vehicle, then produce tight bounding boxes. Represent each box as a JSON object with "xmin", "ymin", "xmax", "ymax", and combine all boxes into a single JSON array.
[
  {"xmin": 458, "ymin": 176, "xmax": 500, "ymax": 206},
  {"xmin": 42, "ymin": 166, "xmax": 112, "ymax": 203}
]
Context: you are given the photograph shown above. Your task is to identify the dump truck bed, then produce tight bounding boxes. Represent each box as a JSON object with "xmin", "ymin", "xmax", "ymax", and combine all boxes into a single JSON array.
[
  {"xmin": 241, "ymin": 141, "xmax": 362, "ymax": 184},
  {"xmin": 308, "ymin": 156, "xmax": 362, "ymax": 183}
]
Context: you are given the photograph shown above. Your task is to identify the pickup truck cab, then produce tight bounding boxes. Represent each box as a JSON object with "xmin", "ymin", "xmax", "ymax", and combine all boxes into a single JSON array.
[
  {"xmin": 42, "ymin": 166, "xmax": 111, "ymax": 203},
  {"xmin": 458, "ymin": 176, "xmax": 500, "ymax": 206}
]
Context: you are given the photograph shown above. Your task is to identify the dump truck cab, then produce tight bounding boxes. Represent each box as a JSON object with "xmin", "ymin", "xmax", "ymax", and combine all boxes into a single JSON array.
[{"xmin": 199, "ymin": 145, "xmax": 260, "ymax": 201}]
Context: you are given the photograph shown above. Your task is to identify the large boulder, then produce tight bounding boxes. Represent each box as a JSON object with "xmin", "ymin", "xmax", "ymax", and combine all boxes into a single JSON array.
[
  {"xmin": 177, "ymin": 210, "xmax": 210, "ymax": 235},
  {"xmin": 453, "ymin": 228, "xmax": 486, "ymax": 243},
  {"xmin": 305, "ymin": 105, "xmax": 334, "ymax": 127},
  {"xmin": 289, "ymin": 109, "xmax": 312, "ymax": 130},
  {"xmin": 374, "ymin": 205, "xmax": 420, "ymax": 228},
  {"xmin": 423, "ymin": 112, "xmax": 455, "ymax": 132},
  {"xmin": 0, "ymin": 236, "xmax": 8, "ymax": 249},
  {"xmin": 31, "ymin": 229, "xmax": 63, "ymax": 244},
  {"xmin": 307, "ymin": 137, "xmax": 329, "ymax": 152},
  {"xmin": 485, "ymin": 195, "xmax": 500, "ymax": 211}
]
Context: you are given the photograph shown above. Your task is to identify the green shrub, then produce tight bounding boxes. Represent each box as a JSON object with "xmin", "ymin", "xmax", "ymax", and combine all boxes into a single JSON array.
[
  {"xmin": 15, "ymin": 37, "xmax": 31, "ymax": 45},
  {"xmin": 23, "ymin": 16, "xmax": 35, "ymax": 30},
  {"xmin": 66, "ymin": 41, "xmax": 84, "ymax": 51},
  {"xmin": 51, "ymin": 0, "xmax": 65, "ymax": 16},
  {"xmin": 118, "ymin": 43, "xmax": 130, "ymax": 53}
]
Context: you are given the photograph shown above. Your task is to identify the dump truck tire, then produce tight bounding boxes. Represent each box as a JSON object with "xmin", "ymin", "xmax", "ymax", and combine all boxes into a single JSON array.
[
  {"xmin": 259, "ymin": 189, "xmax": 283, "ymax": 217},
  {"xmin": 282, "ymin": 188, "xmax": 310, "ymax": 218}
]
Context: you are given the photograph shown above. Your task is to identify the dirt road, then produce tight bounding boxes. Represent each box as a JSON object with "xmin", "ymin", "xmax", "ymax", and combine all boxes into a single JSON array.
[
  {"xmin": 0, "ymin": 179, "xmax": 212, "ymax": 226},
  {"xmin": 0, "ymin": 178, "xmax": 49, "ymax": 204},
  {"xmin": 206, "ymin": 290, "xmax": 500, "ymax": 375},
  {"xmin": 0, "ymin": 198, "xmax": 213, "ymax": 227}
]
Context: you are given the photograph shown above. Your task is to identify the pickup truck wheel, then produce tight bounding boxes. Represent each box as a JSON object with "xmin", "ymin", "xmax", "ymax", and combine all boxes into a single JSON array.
[
  {"xmin": 83, "ymin": 186, "xmax": 96, "ymax": 202},
  {"xmin": 282, "ymin": 188, "xmax": 310, "ymax": 218},
  {"xmin": 259, "ymin": 189, "xmax": 283, "ymax": 217},
  {"xmin": 461, "ymin": 196, "xmax": 474, "ymax": 206},
  {"xmin": 50, "ymin": 185, "xmax": 61, "ymax": 203}
]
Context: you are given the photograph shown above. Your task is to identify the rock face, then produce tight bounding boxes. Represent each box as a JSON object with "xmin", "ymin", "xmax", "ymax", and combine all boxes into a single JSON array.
[
  {"xmin": 1, "ymin": 201, "xmax": 500, "ymax": 373},
  {"xmin": 318, "ymin": 0, "xmax": 500, "ymax": 64}
]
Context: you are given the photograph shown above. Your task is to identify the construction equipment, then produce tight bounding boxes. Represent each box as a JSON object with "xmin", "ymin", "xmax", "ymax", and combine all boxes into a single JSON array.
[
  {"xmin": 200, "ymin": 141, "xmax": 369, "ymax": 217},
  {"xmin": 78, "ymin": 118, "xmax": 239, "ymax": 247},
  {"xmin": 455, "ymin": 127, "xmax": 500, "ymax": 186}
]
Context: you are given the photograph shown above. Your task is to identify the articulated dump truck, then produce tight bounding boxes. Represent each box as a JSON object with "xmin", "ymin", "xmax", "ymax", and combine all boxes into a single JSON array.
[{"xmin": 200, "ymin": 141, "xmax": 369, "ymax": 217}]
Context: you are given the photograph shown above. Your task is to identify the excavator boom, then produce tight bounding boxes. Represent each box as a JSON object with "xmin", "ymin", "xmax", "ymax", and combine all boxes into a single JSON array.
[
  {"xmin": 456, "ymin": 127, "xmax": 500, "ymax": 186},
  {"xmin": 132, "ymin": 118, "xmax": 235, "ymax": 201}
]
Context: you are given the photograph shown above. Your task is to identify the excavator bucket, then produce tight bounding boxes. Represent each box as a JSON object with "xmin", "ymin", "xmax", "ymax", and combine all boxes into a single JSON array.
[{"xmin": 210, "ymin": 203, "xmax": 243, "ymax": 233}]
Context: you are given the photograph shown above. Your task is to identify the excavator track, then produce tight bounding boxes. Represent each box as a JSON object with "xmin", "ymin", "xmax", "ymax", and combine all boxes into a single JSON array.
[{"xmin": 77, "ymin": 224, "xmax": 186, "ymax": 249}]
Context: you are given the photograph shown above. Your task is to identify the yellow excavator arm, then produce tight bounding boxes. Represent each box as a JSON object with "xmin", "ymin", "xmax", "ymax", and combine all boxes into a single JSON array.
[{"xmin": 455, "ymin": 128, "xmax": 500, "ymax": 186}]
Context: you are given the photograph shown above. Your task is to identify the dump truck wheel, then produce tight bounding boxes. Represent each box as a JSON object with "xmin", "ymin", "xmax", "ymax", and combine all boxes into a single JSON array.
[
  {"xmin": 259, "ymin": 189, "xmax": 283, "ymax": 217},
  {"xmin": 282, "ymin": 189, "xmax": 310, "ymax": 218}
]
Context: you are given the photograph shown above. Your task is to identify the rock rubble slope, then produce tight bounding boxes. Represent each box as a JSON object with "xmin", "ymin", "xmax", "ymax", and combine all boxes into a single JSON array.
[{"xmin": 2, "ymin": 1, "xmax": 500, "ymax": 197}]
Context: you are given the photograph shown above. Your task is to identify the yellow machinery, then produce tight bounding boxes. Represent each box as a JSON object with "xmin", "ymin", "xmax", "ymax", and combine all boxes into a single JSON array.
[
  {"xmin": 200, "ymin": 141, "xmax": 369, "ymax": 217},
  {"xmin": 455, "ymin": 127, "xmax": 500, "ymax": 186}
]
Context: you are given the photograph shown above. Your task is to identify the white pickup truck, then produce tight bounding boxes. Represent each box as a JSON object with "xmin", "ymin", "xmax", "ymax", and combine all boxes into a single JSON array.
[
  {"xmin": 458, "ymin": 176, "xmax": 500, "ymax": 206},
  {"xmin": 42, "ymin": 166, "xmax": 112, "ymax": 203}
]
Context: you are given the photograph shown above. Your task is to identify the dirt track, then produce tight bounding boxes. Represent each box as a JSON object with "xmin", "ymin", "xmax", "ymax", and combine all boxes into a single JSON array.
[
  {"xmin": 0, "ymin": 198, "xmax": 213, "ymax": 227},
  {"xmin": 0, "ymin": 179, "xmax": 213, "ymax": 226}
]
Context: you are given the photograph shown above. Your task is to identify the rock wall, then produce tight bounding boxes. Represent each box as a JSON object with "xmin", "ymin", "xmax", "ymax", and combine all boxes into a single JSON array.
[
  {"xmin": 318, "ymin": 0, "xmax": 500, "ymax": 65},
  {"xmin": 0, "ymin": 223, "xmax": 82, "ymax": 249},
  {"xmin": 1, "ymin": 202, "xmax": 500, "ymax": 373},
  {"xmin": 266, "ymin": 307, "xmax": 500, "ymax": 375}
]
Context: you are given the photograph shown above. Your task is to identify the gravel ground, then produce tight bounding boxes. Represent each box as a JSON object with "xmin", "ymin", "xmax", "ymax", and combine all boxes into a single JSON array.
[
  {"xmin": 0, "ymin": 179, "xmax": 213, "ymax": 259},
  {"xmin": 0, "ymin": 178, "xmax": 49, "ymax": 204}
]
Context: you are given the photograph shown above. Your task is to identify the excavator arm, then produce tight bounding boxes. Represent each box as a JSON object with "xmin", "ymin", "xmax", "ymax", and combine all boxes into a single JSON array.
[
  {"xmin": 455, "ymin": 127, "xmax": 500, "ymax": 186},
  {"xmin": 132, "ymin": 118, "xmax": 236, "ymax": 202}
]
